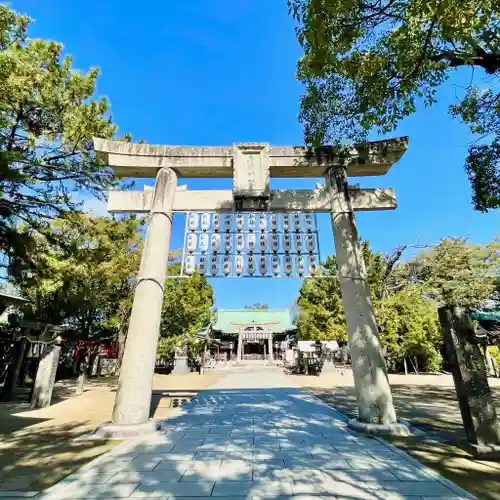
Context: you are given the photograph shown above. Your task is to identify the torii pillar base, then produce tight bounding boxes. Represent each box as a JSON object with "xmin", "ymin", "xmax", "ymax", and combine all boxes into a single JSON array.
[{"xmin": 94, "ymin": 420, "xmax": 162, "ymax": 440}]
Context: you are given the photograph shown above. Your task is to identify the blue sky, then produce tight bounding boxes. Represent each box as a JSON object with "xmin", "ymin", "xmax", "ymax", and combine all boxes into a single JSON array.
[{"xmin": 12, "ymin": 0, "xmax": 499, "ymax": 309}]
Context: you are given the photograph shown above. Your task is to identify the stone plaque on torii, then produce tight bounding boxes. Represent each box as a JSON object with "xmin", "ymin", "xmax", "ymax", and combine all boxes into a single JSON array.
[{"xmin": 93, "ymin": 136, "xmax": 410, "ymax": 437}]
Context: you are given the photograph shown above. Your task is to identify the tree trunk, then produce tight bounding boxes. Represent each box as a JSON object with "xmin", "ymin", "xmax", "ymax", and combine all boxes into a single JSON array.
[{"xmin": 404, "ymin": 357, "xmax": 408, "ymax": 375}]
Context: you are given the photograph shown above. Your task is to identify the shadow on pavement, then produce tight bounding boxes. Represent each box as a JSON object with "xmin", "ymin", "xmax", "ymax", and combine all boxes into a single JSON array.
[{"xmin": 37, "ymin": 387, "xmax": 468, "ymax": 500}]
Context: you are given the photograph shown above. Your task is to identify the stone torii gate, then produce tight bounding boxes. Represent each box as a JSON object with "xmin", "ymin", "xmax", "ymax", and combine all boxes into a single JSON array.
[{"xmin": 93, "ymin": 136, "xmax": 410, "ymax": 437}]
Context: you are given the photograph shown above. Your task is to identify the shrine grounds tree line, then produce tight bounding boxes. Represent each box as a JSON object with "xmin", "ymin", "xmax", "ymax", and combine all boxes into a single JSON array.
[{"xmin": 297, "ymin": 238, "xmax": 500, "ymax": 371}]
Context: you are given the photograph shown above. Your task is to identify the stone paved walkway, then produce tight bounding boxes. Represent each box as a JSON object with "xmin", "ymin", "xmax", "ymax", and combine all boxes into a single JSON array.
[{"xmin": 36, "ymin": 366, "xmax": 474, "ymax": 499}]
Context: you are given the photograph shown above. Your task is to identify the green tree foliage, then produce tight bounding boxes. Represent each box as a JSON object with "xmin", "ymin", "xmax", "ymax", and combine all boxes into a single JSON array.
[
  {"xmin": 298, "ymin": 237, "xmax": 500, "ymax": 371},
  {"xmin": 297, "ymin": 255, "xmax": 347, "ymax": 341},
  {"xmin": 406, "ymin": 237, "xmax": 500, "ymax": 308},
  {"xmin": 0, "ymin": 5, "xmax": 125, "ymax": 268},
  {"xmin": 298, "ymin": 239, "xmax": 500, "ymax": 371},
  {"xmin": 375, "ymin": 288, "xmax": 442, "ymax": 372},
  {"xmin": 157, "ymin": 258, "xmax": 214, "ymax": 357},
  {"xmin": 289, "ymin": 0, "xmax": 500, "ymax": 210},
  {"xmin": 12, "ymin": 213, "xmax": 142, "ymax": 339},
  {"xmin": 297, "ymin": 242, "xmax": 400, "ymax": 341}
]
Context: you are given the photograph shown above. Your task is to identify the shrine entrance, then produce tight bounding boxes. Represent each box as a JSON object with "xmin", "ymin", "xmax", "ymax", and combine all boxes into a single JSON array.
[
  {"xmin": 241, "ymin": 327, "xmax": 267, "ymax": 360},
  {"xmin": 93, "ymin": 136, "xmax": 410, "ymax": 437}
]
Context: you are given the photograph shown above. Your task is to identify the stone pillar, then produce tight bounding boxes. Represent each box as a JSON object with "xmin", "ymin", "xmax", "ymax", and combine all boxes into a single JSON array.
[
  {"xmin": 439, "ymin": 306, "xmax": 500, "ymax": 450},
  {"xmin": 30, "ymin": 344, "xmax": 61, "ymax": 409},
  {"xmin": 237, "ymin": 331, "xmax": 243, "ymax": 362},
  {"xmin": 484, "ymin": 346, "xmax": 495, "ymax": 377},
  {"xmin": 172, "ymin": 342, "xmax": 190, "ymax": 374},
  {"xmin": 326, "ymin": 168, "xmax": 401, "ymax": 431},
  {"xmin": 76, "ymin": 356, "xmax": 88, "ymax": 395},
  {"xmin": 263, "ymin": 341, "xmax": 267, "ymax": 359},
  {"xmin": 268, "ymin": 336, "xmax": 274, "ymax": 364},
  {"xmin": 110, "ymin": 167, "xmax": 177, "ymax": 431}
]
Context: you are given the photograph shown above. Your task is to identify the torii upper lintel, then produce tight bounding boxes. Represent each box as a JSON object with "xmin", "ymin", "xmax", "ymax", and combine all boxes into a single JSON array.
[{"xmin": 93, "ymin": 136, "xmax": 408, "ymax": 179}]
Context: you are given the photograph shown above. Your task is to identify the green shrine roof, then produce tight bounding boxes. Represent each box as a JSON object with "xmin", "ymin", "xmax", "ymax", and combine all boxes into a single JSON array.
[{"xmin": 213, "ymin": 309, "xmax": 296, "ymax": 334}]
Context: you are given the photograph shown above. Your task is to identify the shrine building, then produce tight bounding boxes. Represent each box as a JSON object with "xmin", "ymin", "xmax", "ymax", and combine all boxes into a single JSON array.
[{"xmin": 212, "ymin": 308, "xmax": 297, "ymax": 361}]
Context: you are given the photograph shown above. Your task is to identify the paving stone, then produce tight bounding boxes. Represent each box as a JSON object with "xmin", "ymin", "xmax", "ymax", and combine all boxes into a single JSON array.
[
  {"xmin": 346, "ymin": 458, "xmax": 391, "ymax": 470},
  {"xmin": 192, "ymin": 451, "xmax": 224, "ymax": 461},
  {"xmin": 64, "ymin": 472, "xmax": 116, "ymax": 484},
  {"xmin": 108, "ymin": 469, "xmax": 183, "ymax": 484},
  {"xmin": 171, "ymin": 440, "xmax": 206, "ymax": 452},
  {"xmin": 251, "ymin": 460, "xmax": 286, "ymax": 472},
  {"xmin": 213, "ymin": 480, "xmax": 293, "ymax": 497},
  {"xmin": 252, "ymin": 450, "xmax": 284, "ymax": 460},
  {"xmin": 129, "ymin": 481, "xmax": 214, "ymax": 498},
  {"xmin": 322, "ymin": 469, "xmax": 399, "ymax": 483},
  {"xmin": 293, "ymin": 479, "xmax": 374, "ymax": 499},
  {"xmin": 153, "ymin": 461, "xmax": 194, "ymax": 472},
  {"xmin": 287, "ymin": 457, "xmax": 352, "ymax": 470},
  {"xmin": 253, "ymin": 468, "xmax": 325, "ymax": 482},
  {"xmin": 219, "ymin": 452, "xmax": 254, "ymax": 461},
  {"xmin": 56, "ymin": 481, "xmax": 140, "ymax": 499},
  {"xmin": 366, "ymin": 481, "xmax": 457, "ymax": 496},
  {"xmin": 390, "ymin": 467, "xmax": 434, "ymax": 481}
]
